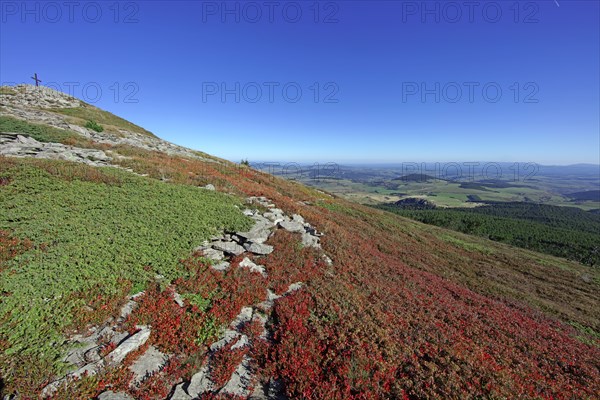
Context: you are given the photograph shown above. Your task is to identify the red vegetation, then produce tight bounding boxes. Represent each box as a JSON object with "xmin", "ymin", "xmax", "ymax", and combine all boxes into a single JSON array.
[
  {"xmin": 21, "ymin": 147, "xmax": 599, "ymax": 398},
  {"xmin": 110, "ymin": 148, "xmax": 600, "ymax": 398},
  {"xmin": 0, "ymin": 230, "xmax": 33, "ymax": 271},
  {"xmin": 210, "ymin": 341, "xmax": 248, "ymax": 387}
]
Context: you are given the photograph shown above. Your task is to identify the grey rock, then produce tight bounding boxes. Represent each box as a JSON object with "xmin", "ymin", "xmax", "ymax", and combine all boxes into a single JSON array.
[
  {"xmin": 286, "ymin": 282, "xmax": 304, "ymax": 294},
  {"xmin": 119, "ymin": 300, "xmax": 137, "ymax": 320},
  {"xmin": 129, "ymin": 345, "xmax": 169, "ymax": 385},
  {"xmin": 236, "ymin": 228, "xmax": 271, "ymax": 244},
  {"xmin": 98, "ymin": 391, "xmax": 135, "ymax": 400},
  {"xmin": 301, "ymin": 232, "xmax": 320, "ymax": 248},
  {"xmin": 239, "ymin": 257, "xmax": 267, "ymax": 276},
  {"xmin": 110, "ymin": 330, "xmax": 130, "ymax": 346},
  {"xmin": 231, "ymin": 307, "xmax": 254, "ymax": 330},
  {"xmin": 71, "ymin": 359, "xmax": 104, "ymax": 379},
  {"xmin": 211, "ymin": 261, "xmax": 231, "ymax": 271},
  {"xmin": 212, "ymin": 241, "xmax": 245, "ymax": 256},
  {"xmin": 291, "ymin": 214, "xmax": 305, "ymax": 224},
  {"xmin": 210, "ymin": 329, "xmax": 240, "ymax": 352},
  {"xmin": 250, "ymin": 379, "xmax": 287, "ymax": 400},
  {"xmin": 131, "ymin": 291, "xmax": 145, "ymax": 300},
  {"xmin": 187, "ymin": 364, "xmax": 215, "ymax": 396},
  {"xmin": 267, "ymin": 289, "xmax": 282, "ymax": 302},
  {"xmin": 279, "ymin": 219, "xmax": 304, "ymax": 233},
  {"xmin": 108, "ymin": 326, "xmax": 151, "ymax": 364},
  {"xmin": 244, "ymin": 242, "xmax": 274, "ymax": 255},
  {"xmin": 220, "ymin": 356, "xmax": 253, "ymax": 397},
  {"xmin": 231, "ymin": 334, "xmax": 249, "ymax": 350},
  {"xmin": 63, "ymin": 339, "xmax": 99, "ymax": 367},
  {"xmin": 203, "ymin": 184, "xmax": 216, "ymax": 190},
  {"xmin": 203, "ymin": 248, "xmax": 225, "ymax": 260},
  {"xmin": 173, "ymin": 292, "xmax": 185, "ymax": 307}
]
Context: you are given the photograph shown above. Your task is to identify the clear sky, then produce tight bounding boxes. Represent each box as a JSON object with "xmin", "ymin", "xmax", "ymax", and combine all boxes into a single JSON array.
[{"xmin": 1, "ymin": 1, "xmax": 599, "ymax": 165}]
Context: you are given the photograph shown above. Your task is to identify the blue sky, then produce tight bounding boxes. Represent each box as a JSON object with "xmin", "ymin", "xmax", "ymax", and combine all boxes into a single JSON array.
[{"xmin": 1, "ymin": 0, "xmax": 599, "ymax": 165}]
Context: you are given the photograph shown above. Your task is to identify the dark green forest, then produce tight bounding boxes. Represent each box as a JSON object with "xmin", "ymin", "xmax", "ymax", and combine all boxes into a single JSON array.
[{"xmin": 375, "ymin": 202, "xmax": 600, "ymax": 266}]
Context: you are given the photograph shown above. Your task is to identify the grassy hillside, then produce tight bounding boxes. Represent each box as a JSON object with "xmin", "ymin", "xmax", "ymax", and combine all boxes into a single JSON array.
[
  {"xmin": 1, "ymin": 122, "xmax": 599, "ymax": 397},
  {"xmin": 0, "ymin": 158, "xmax": 251, "ymax": 392},
  {"xmin": 0, "ymin": 116, "xmax": 90, "ymax": 146},
  {"xmin": 47, "ymin": 103, "xmax": 156, "ymax": 137}
]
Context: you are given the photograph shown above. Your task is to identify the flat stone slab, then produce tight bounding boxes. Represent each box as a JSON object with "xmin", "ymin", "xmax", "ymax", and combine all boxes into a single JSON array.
[
  {"xmin": 220, "ymin": 356, "xmax": 253, "ymax": 397},
  {"xmin": 301, "ymin": 232, "xmax": 320, "ymax": 248},
  {"xmin": 119, "ymin": 300, "xmax": 137, "ymax": 320},
  {"xmin": 212, "ymin": 241, "xmax": 245, "ymax": 256},
  {"xmin": 210, "ymin": 329, "xmax": 240, "ymax": 352},
  {"xmin": 211, "ymin": 261, "xmax": 231, "ymax": 271},
  {"xmin": 238, "ymin": 257, "xmax": 267, "ymax": 276},
  {"xmin": 236, "ymin": 228, "xmax": 271, "ymax": 244},
  {"xmin": 173, "ymin": 292, "xmax": 185, "ymax": 307},
  {"xmin": 203, "ymin": 248, "xmax": 225, "ymax": 260},
  {"xmin": 231, "ymin": 307, "xmax": 254, "ymax": 330},
  {"xmin": 244, "ymin": 242, "xmax": 274, "ymax": 255},
  {"xmin": 98, "ymin": 391, "xmax": 135, "ymax": 400},
  {"xmin": 107, "ymin": 326, "xmax": 151, "ymax": 364},
  {"xmin": 129, "ymin": 345, "xmax": 169, "ymax": 384},
  {"xmin": 279, "ymin": 219, "xmax": 304, "ymax": 233},
  {"xmin": 187, "ymin": 364, "xmax": 215, "ymax": 396}
]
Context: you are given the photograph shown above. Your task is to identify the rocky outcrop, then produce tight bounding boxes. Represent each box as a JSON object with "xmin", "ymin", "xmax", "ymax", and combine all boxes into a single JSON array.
[
  {"xmin": 38, "ymin": 193, "xmax": 331, "ymax": 400},
  {"xmin": 0, "ymin": 133, "xmax": 111, "ymax": 166},
  {"xmin": 129, "ymin": 345, "xmax": 169, "ymax": 385},
  {"xmin": 0, "ymin": 85, "xmax": 216, "ymax": 162}
]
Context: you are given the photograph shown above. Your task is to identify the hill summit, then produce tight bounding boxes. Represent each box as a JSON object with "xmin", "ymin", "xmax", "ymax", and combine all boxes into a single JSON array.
[{"xmin": 0, "ymin": 85, "xmax": 599, "ymax": 399}]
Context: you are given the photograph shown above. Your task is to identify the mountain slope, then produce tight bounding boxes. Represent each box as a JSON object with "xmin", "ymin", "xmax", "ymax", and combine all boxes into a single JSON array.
[{"xmin": 1, "ymin": 86, "xmax": 599, "ymax": 399}]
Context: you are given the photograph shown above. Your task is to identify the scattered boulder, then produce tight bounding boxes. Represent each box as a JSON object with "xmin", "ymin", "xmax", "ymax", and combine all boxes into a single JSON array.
[
  {"xmin": 119, "ymin": 300, "xmax": 137, "ymax": 321},
  {"xmin": 173, "ymin": 292, "xmax": 185, "ymax": 307},
  {"xmin": 129, "ymin": 345, "xmax": 169, "ymax": 385},
  {"xmin": 107, "ymin": 326, "xmax": 151, "ymax": 365},
  {"xmin": 301, "ymin": 232, "xmax": 320, "ymax": 248},
  {"xmin": 236, "ymin": 228, "xmax": 271, "ymax": 244},
  {"xmin": 231, "ymin": 307, "xmax": 254, "ymax": 330},
  {"xmin": 187, "ymin": 364, "xmax": 215, "ymax": 396},
  {"xmin": 210, "ymin": 329, "xmax": 240, "ymax": 352},
  {"xmin": 211, "ymin": 261, "xmax": 231, "ymax": 271},
  {"xmin": 239, "ymin": 257, "xmax": 267, "ymax": 276},
  {"xmin": 286, "ymin": 282, "xmax": 304, "ymax": 294},
  {"xmin": 279, "ymin": 219, "xmax": 304, "ymax": 233},
  {"xmin": 220, "ymin": 356, "xmax": 253, "ymax": 397},
  {"xmin": 212, "ymin": 241, "xmax": 245, "ymax": 256},
  {"xmin": 244, "ymin": 242, "xmax": 274, "ymax": 255},
  {"xmin": 203, "ymin": 248, "xmax": 225, "ymax": 260},
  {"xmin": 98, "ymin": 391, "xmax": 135, "ymax": 400}
]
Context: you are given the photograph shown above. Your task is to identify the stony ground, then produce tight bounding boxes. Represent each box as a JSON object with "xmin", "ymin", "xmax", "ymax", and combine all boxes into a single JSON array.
[{"xmin": 39, "ymin": 195, "xmax": 330, "ymax": 400}]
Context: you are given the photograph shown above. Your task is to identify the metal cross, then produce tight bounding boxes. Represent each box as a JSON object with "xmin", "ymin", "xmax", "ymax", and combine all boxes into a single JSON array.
[{"xmin": 31, "ymin": 73, "xmax": 42, "ymax": 87}]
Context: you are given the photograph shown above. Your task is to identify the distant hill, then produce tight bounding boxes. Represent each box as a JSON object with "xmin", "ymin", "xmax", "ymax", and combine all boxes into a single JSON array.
[
  {"xmin": 392, "ymin": 173, "xmax": 440, "ymax": 182},
  {"xmin": 566, "ymin": 190, "xmax": 600, "ymax": 201}
]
